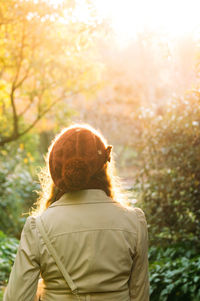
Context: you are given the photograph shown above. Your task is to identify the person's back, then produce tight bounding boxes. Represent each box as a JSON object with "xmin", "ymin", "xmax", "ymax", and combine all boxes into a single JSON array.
[
  {"xmin": 4, "ymin": 124, "xmax": 149, "ymax": 301},
  {"xmin": 37, "ymin": 189, "xmax": 148, "ymax": 300}
]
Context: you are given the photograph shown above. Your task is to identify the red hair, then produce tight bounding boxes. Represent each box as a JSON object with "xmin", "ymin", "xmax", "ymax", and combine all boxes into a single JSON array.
[{"xmin": 32, "ymin": 124, "xmax": 126, "ymax": 216}]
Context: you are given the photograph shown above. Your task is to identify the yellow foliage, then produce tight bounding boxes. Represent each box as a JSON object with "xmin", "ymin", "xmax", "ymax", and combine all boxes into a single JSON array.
[
  {"xmin": 27, "ymin": 152, "xmax": 34, "ymax": 162},
  {"xmin": 0, "ymin": 0, "xmax": 105, "ymax": 144},
  {"xmin": 19, "ymin": 144, "xmax": 24, "ymax": 150}
]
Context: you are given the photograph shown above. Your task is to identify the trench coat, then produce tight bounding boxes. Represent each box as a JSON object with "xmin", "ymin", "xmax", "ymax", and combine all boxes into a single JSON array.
[{"xmin": 3, "ymin": 189, "xmax": 149, "ymax": 301}]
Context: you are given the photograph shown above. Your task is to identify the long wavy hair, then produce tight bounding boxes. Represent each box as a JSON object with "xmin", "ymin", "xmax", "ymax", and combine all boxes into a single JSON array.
[{"xmin": 32, "ymin": 124, "xmax": 127, "ymax": 216}]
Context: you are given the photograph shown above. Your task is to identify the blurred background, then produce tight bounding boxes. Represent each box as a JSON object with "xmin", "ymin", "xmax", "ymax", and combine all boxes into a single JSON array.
[{"xmin": 0, "ymin": 0, "xmax": 200, "ymax": 300}]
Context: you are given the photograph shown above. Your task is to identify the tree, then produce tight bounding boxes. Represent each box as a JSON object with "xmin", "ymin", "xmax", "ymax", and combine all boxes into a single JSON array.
[{"xmin": 0, "ymin": 0, "xmax": 104, "ymax": 146}]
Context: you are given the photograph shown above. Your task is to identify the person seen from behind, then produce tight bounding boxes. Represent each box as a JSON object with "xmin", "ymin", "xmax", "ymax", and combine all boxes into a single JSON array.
[{"xmin": 4, "ymin": 124, "xmax": 149, "ymax": 301}]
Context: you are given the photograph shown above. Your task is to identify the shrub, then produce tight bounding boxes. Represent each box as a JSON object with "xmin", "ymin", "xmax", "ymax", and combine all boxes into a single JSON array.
[
  {"xmin": 0, "ymin": 136, "xmax": 40, "ymax": 237},
  {"xmin": 149, "ymin": 244, "xmax": 200, "ymax": 301},
  {"xmin": 0, "ymin": 231, "xmax": 19, "ymax": 287},
  {"xmin": 134, "ymin": 93, "xmax": 200, "ymax": 245}
]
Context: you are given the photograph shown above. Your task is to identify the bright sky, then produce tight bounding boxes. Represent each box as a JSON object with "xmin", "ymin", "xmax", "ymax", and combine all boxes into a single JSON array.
[
  {"xmin": 94, "ymin": 0, "xmax": 200, "ymax": 44},
  {"xmin": 48, "ymin": 0, "xmax": 200, "ymax": 46}
]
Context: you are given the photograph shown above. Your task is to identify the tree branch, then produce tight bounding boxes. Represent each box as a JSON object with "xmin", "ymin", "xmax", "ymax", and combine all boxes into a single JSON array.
[
  {"xmin": 0, "ymin": 79, "xmax": 96, "ymax": 147},
  {"xmin": 19, "ymin": 93, "xmax": 69, "ymax": 137},
  {"xmin": 12, "ymin": 21, "xmax": 26, "ymax": 91},
  {"xmin": 18, "ymin": 99, "xmax": 33, "ymax": 118},
  {"xmin": 0, "ymin": 92, "xmax": 73, "ymax": 147},
  {"xmin": 10, "ymin": 88, "xmax": 18, "ymax": 137}
]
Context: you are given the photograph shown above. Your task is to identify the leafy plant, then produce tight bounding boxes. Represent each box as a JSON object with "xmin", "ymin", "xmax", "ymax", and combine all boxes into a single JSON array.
[
  {"xmin": 134, "ymin": 93, "xmax": 200, "ymax": 245},
  {"xmin": 0, "ymin": 231, "xmax": 19, "ymax": 287},
  {"xmin": 149, "ymin": 244, "xmax": 200, "ymax": 301},
  {"xmin": 0, "ymin": 136, "xmax": 40, "ymax": 237}
]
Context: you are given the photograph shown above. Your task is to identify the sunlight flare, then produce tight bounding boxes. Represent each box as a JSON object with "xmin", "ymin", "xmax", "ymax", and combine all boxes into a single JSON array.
[{"xmin": 94, "ymin": 0, "xmax": 200, "ymax": 43}]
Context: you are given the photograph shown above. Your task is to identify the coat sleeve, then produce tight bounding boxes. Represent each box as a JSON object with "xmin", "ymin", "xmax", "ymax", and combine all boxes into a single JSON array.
[
  {"xmin": 3, "ymin": 216, "xmax": 40, "ymax": 301},
  {"xmin": 128, "ymin": 208, "xmax": 149, "ymax": 301}
]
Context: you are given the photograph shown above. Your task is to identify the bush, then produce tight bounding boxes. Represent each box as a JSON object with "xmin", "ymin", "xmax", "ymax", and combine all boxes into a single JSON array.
[
  {"xmin": 0, "ymin": 231, "xmax": 19, "ymax": 287},
  {"xmin": 134, "ymin": 93, "xmax": 200, "ymax": 245},
  {"xmin": 0, "ymin": 135, "xmax": 40, "ymax": 237},
  {"xmin": 149, "ymin": 244, "xmax": 200, "ymax": 301},
  {"xmin": 0, "ymin": 231, "xmax": 19, "ymax": 301}
]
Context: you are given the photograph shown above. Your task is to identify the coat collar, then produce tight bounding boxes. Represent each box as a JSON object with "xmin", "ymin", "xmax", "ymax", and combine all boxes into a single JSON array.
[{"xmin": 49, "ymin": 189, "xmax": 115, "ymax": 207}]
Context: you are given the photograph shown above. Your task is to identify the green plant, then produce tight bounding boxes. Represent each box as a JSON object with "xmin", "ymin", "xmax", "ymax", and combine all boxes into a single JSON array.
[
  {"xmin": 149, "ymin": 244, "xmax": 200, "ymax": 301},
  {"xmin": 0, "ymin": 136, "xmax": 40, "ymax": 237},
  {"xmin": 0, "ymin": 290, "xmax": 3, "ymax": 301},
  {"xmin": 134, "ymin": 93, "xmax": 200, "ymax": 245},
  {"xmin": 0, "ymin": 231, "xmax": 19, "ymax": 287}
]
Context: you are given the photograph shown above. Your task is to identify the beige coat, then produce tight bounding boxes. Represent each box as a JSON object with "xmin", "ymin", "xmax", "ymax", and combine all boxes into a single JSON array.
[{"xmin": 4, "ymin": 189, "xmax": 149, "ymax": 301}]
